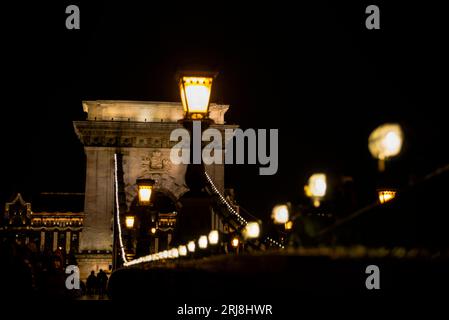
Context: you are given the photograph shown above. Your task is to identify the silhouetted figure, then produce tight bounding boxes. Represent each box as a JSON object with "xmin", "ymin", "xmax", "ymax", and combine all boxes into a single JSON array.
[
  {"xmin": 86, "ymin": 270, "xmax": 97, "ymax": 295},
  {"xmin": 37, "ymin": 255, "xmax": 68, "ymax": 299},
  {"xmin": 97, "ymin": 269, "xmax": 108, "ymax": 297}
]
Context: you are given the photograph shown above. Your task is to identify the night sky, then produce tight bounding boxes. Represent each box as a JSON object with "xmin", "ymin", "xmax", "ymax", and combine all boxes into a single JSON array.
[{"xmin": 1, "ymin": 1, "xmax": 448, "ymax": 224}]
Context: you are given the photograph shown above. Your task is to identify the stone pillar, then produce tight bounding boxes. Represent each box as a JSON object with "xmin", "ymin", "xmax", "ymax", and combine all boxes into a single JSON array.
[
  {"xmin": 53, "ymin": 231, "xmax": 58, "ymax": 251},
  {"xmin": 66, "ymin": 231, "xmax": 71, "ymax": 253},
  {"xmin": 167, "ymin": 234, "xmax": 172, "ymax": 248},
  {"xmin": 40, "ymin": 231, "xmax": 45, "ymax": 252},
  {"xmin": 80, "ymin": 147, "xmax": 114, "ymax": 252}
]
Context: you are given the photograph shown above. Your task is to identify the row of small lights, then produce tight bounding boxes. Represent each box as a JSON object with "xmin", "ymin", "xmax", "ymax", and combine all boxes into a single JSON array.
[
  {"xmin": 205, "ymin": 172, "xmax": 247, "ymax": 225},
  {"xmin": 116, "ymin": 156, "xmax": 284, "ymax": 267},
  {"xmin": 123, "ymin": 225, "xmax": 286, "ymax": 267},
  {"xmin": 114, "ymin": 154, "xmax": 129, "ymax": 264},
  {"xmin": 124, "ymin": 227, "xmax": 259, "ymax": 267},
  {"xmin": 206, "ymin": 172, "xmax": 284, "ymax": 248}
]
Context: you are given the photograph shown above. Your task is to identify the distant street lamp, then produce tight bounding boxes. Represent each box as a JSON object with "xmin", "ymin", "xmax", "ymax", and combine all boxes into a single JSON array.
[
  {"xmin": 187, "ymin": 241, "xmax": 196, "ymax": 253},
  {"xmin": 243, "ymin": 222, "xmax": 261, "ymax": 239},
  {"xmin": 304, "ymin": 173, "xmax": 327, "ymax": 207},
  {"xmin": 125, "ymin": 215, "xmax": 135, "ymax": 229},
  {"xmin": 136, "ymin": 178, "xmax": 155, "ymax": 206},
  {"xmin": 170, "ymin": 248, "xmax": 179, "ymax": 259},
  {"xmin": 231, "ymin": 237, "xmax": 239, "ymax": 248},
  {"xmin": 198, "ymin": 235, "xmax": 208, "ymax": 249},
  {"xmin": 178, "ymin": 245, "xmax": 188, "ymax": 257},
  {"xmin": 284, "ymin": 220, "xmax": 293, "ymax": 231},
  {"xmin": 208, "ymin": 230, "xmax": 219, "ymax": 245},
  {"xmin": 368, "ymin": 123, "xmax": 404, "ymax": 172},
  {"xmin": 271, "ymin": 204, "xmax": 290, "ymax": 224},
  {"xmin": 377, "ymin": 189, "xmax": 397, "ymax": 204}
]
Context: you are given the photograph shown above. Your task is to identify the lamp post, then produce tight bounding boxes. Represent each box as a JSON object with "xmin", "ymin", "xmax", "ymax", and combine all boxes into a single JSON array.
[
  {"xmin": 304, "ymin": 173, "xmax": 327, "ymax": 207},
  {"xmin": 174, "ymin": 71, "xmax": 218, "ymax": 245},
  {"xmin": 369, "ymin": 123, "xmax": 403, "ymax": 204},
  {"xmin": 368, "ymin": 123, "xmax": 403, "ymax": 172},
  {"xmin": 135, "ymin": 178, "xmax": 155, "ymax": 257}
]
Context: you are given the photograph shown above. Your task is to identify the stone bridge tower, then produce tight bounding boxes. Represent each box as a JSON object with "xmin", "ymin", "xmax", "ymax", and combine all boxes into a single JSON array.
[{"xmin": 73, "ymin": 100, "xmax": 235, "ymax": 278}]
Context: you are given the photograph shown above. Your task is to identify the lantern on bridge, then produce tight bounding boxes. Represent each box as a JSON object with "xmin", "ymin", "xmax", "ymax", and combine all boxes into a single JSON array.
[
  {"xmin": 178, "ymin": 72, "xmax": 217, "ymax": 120},
  {"xmin": 136, "ymin": 178, "xmax": 155, "ymax": 206}
]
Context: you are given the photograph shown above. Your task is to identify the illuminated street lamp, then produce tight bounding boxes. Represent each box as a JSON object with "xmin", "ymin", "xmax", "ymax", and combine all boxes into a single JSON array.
[
  {"xmin": 378, "ymin": 189, "xmax": 397, "ymax": 204},
  {"xmin": 178, "ymin": 245, "xmax": 188, "ymax": 257},
  {"xmin": 198, "ymin": 235, "xmax": 208, "ymax": 249},
  {"xmin": 231, "ymin": 237, "xmax": 239, "ymax": 248},
  {"xmin": 305, "ymin": 173, "xmax": 327, "ymax": 207},
  {"xmin": 243, "ymin": 222, "xmax": 261, "ymax": 240},
  {"xmin": 178, "ymin": 72, "xmax": 217, "ymax": 120},
  {"xmin": 271, "ymin": 204, "xmax": 290, "ymax": 224},
  {"xmin": 125, "ymin": 215, "xmax": 135, "ymax": 229},
  {"xmin": 284, "ymin": 220, "xmax": 293, "ymax": 231},
  {"xmin": 136, "ymin": 178, "xmax": 155, "ymax": 206},
  {"xmin": 369, "ymin": 123, "xmax": 404, "ymax": 172},
  {"xmin": 208, "ymin": 230, "xmax": 219, "ymax": 245},
  {"xmin": 187, "ymin": 241, "xmax": 196, "ymax": 253},
  {"xmin": 150, "ymin": 227, "xmax": 157, "ymax": 234},
  {"xmin": 170, "ymin": 248, "xmax": 179, "ymax": 259}
]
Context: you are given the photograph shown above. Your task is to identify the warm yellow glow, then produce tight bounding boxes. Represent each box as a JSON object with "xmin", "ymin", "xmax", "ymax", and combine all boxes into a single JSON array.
[
  {"xmin": 150, "ymin": 227, "xmax": 156, "ymax": 234},
  {"xmin": 378, "ymin": 190, "xmax": 397, "ymax": 204},
  {"xmin": 179, "ymin": 76, "xmax": 213, "ymax": 118},
  {"xmin": 305, "ymin": 173, "xmax": 327, "ymax": 198},
  {"xmin": 244, "ymin": 222, "xmax": 260, "ymax": 239},
  {"xmin": 187, "ymin": 241, "xmax": 196, "ymax": 253},
  {"xmin": 162, "ymin": 250, "xmax": 168, "ymax": 259},
  {"xmin": 208, "ymin": 230, "xmax": 219, "ymax": 245},
  {"xmin": 198, "ymin": 235, "xmax": 208, "ymax": 249},
  {"xmin": 271, "ymin": 204, "xmax": 290, "ymax": 224},
  {"xmin": 178, "ymin": 245, "xmax": 187, "ymax": 256},
  {"xmin": 170, "ymin": 248, "xmax": 179, "ymax": 259},
  {"xmin": 138, "ymin": 186, "xmax": 152, "ymax": 205},
  {"xmin": 231, "ymin": 237, "xmax": 239, "ymax": 248},
  {"xmin": 369, "ymin": 124, "xmax": 403, "ymax": 160},
  {"xmin": 125, "ymin": 216, "xmax": 135, "ymax": 229},
  {"xmin": 285, "ymin": 220, "xmax": 293, "ymax": 230}
]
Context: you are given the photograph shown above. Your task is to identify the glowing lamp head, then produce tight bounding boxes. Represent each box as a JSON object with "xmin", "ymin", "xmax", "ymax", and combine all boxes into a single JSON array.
[
  {"xmin": 178, "ymin": 245, "xmax": 187, "ymax": 256},
  {"xmin": 198, "ymin": 235, "xmax": 208, "ymax": 249},
  {"xmin": 231, "ymin": 237, "xmax": 239, "ymax": 248},
  {"xmin": 170, "ymin": 248, "xmax": 179, "ymax": 259},
  {"xmin": 243, "ymin": 222, "xmax": 261, "ymax": 239},
  {"xmin": 125, "ymin": 216, "xmax": 135, "ymax": 229},
  {"xmin": 272, "ymin": 204, "xmax": 290, "ymax": 224},
  {"xmin": 305, "ymin": 173, "xmax": 327, "ymax": 199},
  {"xmin": 285, "ymin": 220, "xmax": 293, "ymax": 230},
  {"xmin": 378, "ymin": 189, "xmax": 397, "ymax": 204},
  {"xmin": 150, "ymin": 227, "xmax": 156, "ymax": 234},
  {"xmin": 178, "ymin": 72, "xmax": 217, "ymax": 120},
  {"xmin": 208, "ymin": 230, "xmax": 219, "ymax": 245},
  {"xmin": 136, "ymin": 178, "xmax": 155, "ymax": 206},
  {"xmin": 369, "ymin": 123, "xmax": 403, "ymax": 160},
  {"xmin": 187, "ymin": 241, "xmax": 196, "ymax": 253}
]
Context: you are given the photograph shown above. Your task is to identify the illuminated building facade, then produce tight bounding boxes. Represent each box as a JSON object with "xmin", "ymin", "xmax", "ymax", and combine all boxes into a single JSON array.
[{"xmin": 0, "ymin": 193, "xmax": 84, "ymax": 255}]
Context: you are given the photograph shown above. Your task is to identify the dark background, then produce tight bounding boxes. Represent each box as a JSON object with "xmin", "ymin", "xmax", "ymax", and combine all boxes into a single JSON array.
[{"xmin": 1, "ymin": 1, "xmax": 447, "ymax": 224}]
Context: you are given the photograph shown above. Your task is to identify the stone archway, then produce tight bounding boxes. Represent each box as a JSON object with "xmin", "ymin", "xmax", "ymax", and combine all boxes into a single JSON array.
[{"xmin": 73, "ymin": 100, "xmax": 236, "ymax": 275}]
